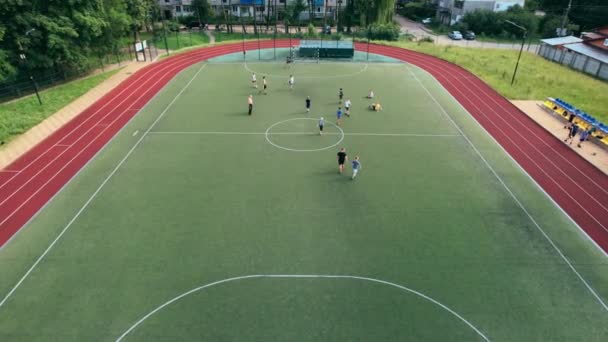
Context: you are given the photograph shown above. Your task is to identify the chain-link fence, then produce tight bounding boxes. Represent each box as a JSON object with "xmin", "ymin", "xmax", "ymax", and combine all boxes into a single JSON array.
[{"xmin": 0, "ymin": 42, "xmax": 135, "ymax": 104}]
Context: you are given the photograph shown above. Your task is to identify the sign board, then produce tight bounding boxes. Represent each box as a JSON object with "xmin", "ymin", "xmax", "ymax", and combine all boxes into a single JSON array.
[{"xmin": 135, "ymin": 40, "xmax": 148, "ymax": 52}]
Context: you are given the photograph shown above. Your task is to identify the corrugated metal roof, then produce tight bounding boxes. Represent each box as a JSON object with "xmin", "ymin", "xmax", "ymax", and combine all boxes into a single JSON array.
[
  {"xmin": 540, "ymin": 36, "xmax": 583, "ymax": 46},
  {"xmin": 565, "ymin": 43, "xmax": 608, "ymax": 64}
]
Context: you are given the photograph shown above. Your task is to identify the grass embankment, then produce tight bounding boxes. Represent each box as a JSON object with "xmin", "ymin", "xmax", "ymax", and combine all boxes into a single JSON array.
[
  {"xmin": 0, "ymin": 68, "xmax": 122, "ymax": 145},
  {"xmin": 385, "ymin": 41, "xmax": 608, "ymax": 122}
]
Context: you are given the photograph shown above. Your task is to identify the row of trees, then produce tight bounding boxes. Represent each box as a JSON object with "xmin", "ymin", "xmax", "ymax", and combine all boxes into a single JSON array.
[
  {"xmin": 0, "ymin": 0, "xmax": 399, "ymax": 83},
  {"xmin": 0, "ymin": 0, "xmax": 159, "ymax": 82}
]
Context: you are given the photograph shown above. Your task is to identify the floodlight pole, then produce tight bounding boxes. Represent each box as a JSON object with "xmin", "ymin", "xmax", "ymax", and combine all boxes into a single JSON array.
[
  {"xmin": 366, "ymin": 26, "xmax": 370, "ymax": 61},
  {"xmin": 19, "ymin": 29, "xmax": 42, "ymax": 105},
  {"xmin": 505, "ymin": 20, "xmax": 527, "ymax": 86}
]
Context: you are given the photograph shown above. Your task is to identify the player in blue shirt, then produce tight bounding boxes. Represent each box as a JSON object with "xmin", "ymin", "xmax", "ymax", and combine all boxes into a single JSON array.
[
  {"xmin": 352, "ymin": 156, "xmax": 361, "ymax": 180},
  {"xmin": 336, "ymin": 107, "xmax": 343, "ymax": 126}
]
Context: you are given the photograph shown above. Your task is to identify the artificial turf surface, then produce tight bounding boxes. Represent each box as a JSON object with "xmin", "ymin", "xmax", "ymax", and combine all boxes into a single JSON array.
[{"xmin": 0, "ymin": 58, "xmax": 607, "ymax": 341}]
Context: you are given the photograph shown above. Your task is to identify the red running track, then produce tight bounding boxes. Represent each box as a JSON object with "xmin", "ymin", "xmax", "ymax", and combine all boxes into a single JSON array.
[{"xmin": 0, "ymin": 41, "xmax": 607, "ymax": 254}]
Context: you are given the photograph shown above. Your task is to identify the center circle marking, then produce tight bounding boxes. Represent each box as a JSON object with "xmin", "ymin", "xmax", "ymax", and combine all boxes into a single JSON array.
[{"xmin": 265, "ymin": 118, "xmax": 344, "ymax": 152}]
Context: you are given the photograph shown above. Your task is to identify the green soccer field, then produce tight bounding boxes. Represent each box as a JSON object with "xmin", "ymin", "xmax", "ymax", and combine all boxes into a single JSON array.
[{"xmin": 0, "ymin": 57, "xmax": 607, "ymax": 341}]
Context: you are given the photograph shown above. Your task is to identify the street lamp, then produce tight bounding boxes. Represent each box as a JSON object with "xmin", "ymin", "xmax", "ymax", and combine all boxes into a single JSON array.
[
  {"xmin": 337, "ymin": 0, "xmax": 343, "ymax": 33},
  {"xmin": 504, "ymin": 20, "xmax": 527, "ymax": 86},
  {"xmin": 19, "ymin": 29, "xmax": 42, "ymax": 105}
]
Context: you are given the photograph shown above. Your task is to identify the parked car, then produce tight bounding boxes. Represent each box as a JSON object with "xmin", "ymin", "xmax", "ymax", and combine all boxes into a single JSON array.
[
  {"xmin": 448, "ymin": 31, "xmax": 463, "ymax": 40},
  {"xmin": 464, "ymin": 30, "xmax": 476, "ymax": 40},
  {"xmin": 422, "ymin": 17, "xmax": 432, "ymax": 25}
]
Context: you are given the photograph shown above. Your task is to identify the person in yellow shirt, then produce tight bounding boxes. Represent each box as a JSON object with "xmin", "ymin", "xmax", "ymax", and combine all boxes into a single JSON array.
[{"xmin": 369, "ymin": 103, "xmax": 382, "ymax": 111}]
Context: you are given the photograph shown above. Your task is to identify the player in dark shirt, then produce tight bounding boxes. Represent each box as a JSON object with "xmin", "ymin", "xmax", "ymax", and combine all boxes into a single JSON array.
[
  {"xmin": 337, "ymin": 147, "xmax": 348, "ymax": 174},
  {"xmin": 306, "ymin": 96, "xmax": 311, "ymax": 112},
  {"xmin": 339, "ymin": 88, "xmax": 343, "ymax": 102},
  {"xmin": 564, "ymin": 123, "xmax": 579, "ymax": 145}
]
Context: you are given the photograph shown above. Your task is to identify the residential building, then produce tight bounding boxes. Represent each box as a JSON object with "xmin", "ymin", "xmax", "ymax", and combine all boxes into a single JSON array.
[
  {"xmin": 209, "ymin": 0, "xmax": 343, "ymax": 21},
  {"xmin": 437, "ymin": 0, "xmax": 525, "ymax": 25},
  {"xmin": 538, "ymin": 27, "xmax": 608, "ymax": 81},
  {"xmin": 159, "ymin": 0, "xmax": 195, "ymax": 18}
]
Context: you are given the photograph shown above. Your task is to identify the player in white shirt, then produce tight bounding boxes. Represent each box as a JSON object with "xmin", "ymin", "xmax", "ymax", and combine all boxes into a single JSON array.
[
  {"xmin": 288, "ymin": 75, "xmax": 294, "ymax": 90},
  {"xmin": 251, "ymin": 73, "xmax": 257, "ymax": 88}
]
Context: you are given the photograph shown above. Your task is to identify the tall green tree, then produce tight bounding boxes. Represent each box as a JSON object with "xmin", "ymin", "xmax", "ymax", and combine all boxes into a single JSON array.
[{"xmin": 539, "ymin": 0, "xmax": 608, "ymax": 31}]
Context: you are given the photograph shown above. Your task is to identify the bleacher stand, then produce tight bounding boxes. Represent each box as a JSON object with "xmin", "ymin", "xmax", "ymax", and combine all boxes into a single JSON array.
[{"xmin": 542, "ymin": 97, "xmax": 608, "ymax": 146}]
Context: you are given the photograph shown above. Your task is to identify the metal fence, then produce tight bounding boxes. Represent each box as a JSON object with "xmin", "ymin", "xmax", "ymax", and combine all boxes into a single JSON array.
[
  {"xmin": 538, "ymin": 44, "xmax": 608, "ymax": 81},
  {"xmin": 0, "ymin": 42, "xmax": 136, "ymax": 103}
]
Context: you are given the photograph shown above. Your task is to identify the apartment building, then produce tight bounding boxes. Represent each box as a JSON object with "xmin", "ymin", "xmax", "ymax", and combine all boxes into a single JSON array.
[{"xmin": 437, "ymin": 0, "xmax": 525, "ymax": 25}]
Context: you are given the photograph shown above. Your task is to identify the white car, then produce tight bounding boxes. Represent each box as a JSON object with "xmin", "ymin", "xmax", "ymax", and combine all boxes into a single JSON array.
[
  {"xmin": 422, "ymin": 18, "xmax": 432, "ymax": 25},
  {"xmin": 448, "ymin": 31, "xmax": 463, "ymax": 40}
]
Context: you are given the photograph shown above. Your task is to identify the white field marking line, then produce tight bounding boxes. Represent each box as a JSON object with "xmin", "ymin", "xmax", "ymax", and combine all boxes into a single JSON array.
[
  {"xmin": 0, "ymin": 56, "xmax": 206, "ymax": 222},
  {"xmin": 264, "ymin": 118, "xmax": 344, "ymax": 152},
  {"xmin": 115, "ymin": 274, "xmax": 490, "ymax": 342},
  {"xmin": 243, "ymin": 62, "xmax": 368, "ymax": 79},
  {"xmin": 148, "ymin": 131, "xmax": 460, "ymax": 137},
  {"xmin": 0, "ymin": 64, "xmax": 207, "ymax": 309},
  {"xmin": 401, "ymin": 52, "xmax": 608, "ymax": 199},
  {"xmin": 0, "ymin": 63, "xmax": 213, "ymax": 252},
  {"xmin": 409, "ymin": 64, "xmax": 608, "ymax": 260},
  {"xmin": 0, "ymin": 170, "xmax": 20, "ymax": 173},
  {"xmin": 53, "ymin": 144, "xmax": 72, "ymax": 147},
  {"xmin": 407, "ymin": 65, "xmax": 608, "ymax": 312},
  {"xmin": 132, "ymin": 130, "xmax": 139, "ymax": 137},
  {"xmin": 441, "ymin": 63, "xmax": 608, "ymax": 204},
  {"xmin": 0, "ymin": 51, "xmax": 206, "ymax": 191},
  {"xmin": 442, "ymin": 59, "xmax": 608, "ymax": 196},
  {"xmin": 402, "ymin": 58, "xmax": 608, "ymax": 228},
  {"xmin": 0, "ymin": 52, "xmax": 206, "ymax": 198}
]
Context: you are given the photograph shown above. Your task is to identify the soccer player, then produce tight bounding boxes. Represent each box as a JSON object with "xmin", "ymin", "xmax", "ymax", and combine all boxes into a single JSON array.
[
  {"xmin": 351, "ymin": 156, "xmax": 361, "ymax": 180},
  {"xmin": 306, "ymin": 96, "xmax": 311, "ymax": 112},
  {"xmin": 247, "ymin": 94, "xmax": 253, "ymax": 115},
  {"xmin": 339, "ymin": 88, "xmax": 344, "ymax": 102},
  {"xmin": 344, "ymin": 98, "xmax": 351, "ymax": 117},
  {"xmin": 564, "ymin": 123, "xmax": 579, "ymax": 145},
  {"xmin": 288, "ymin": 75, "xmax": 294, "ymax": 90},
  {"xmin": 367, "ymin": 89, "xmax": 374, "ymax": 99},
  {"xmin": 336, "ymin": 107, "xmax": 343, "ymax": 126},
  {"xmin": 259, "ymin": 76, "xmax": 267, "ymax": 95},
  {"xmin": 252, "ymin": 73, "xmax": 257, "ymax": 88},
  {"xmin": 319, "ymin": 117, "xmax": 324, "ymax": 135},
  {"xmin": 337, "ymin": 147, "xmax": 348, "ymax": 174}
]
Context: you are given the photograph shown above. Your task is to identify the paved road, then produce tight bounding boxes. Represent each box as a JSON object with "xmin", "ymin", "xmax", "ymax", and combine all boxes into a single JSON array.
[{"xmin": 394, "ymin": 15, "xmax": 540, "ymax": 52}]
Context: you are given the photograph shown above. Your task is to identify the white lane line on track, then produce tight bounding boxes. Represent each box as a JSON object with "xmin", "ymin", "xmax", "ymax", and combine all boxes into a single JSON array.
[
  {"xmin": 0, "ymin": 53, "xmax": 197, "ymax": 191},
  {"xmin": 406, "ymin": 64, "xmax": 608, "ymax": 312},
  {"xmin": 404, "ymin": 54, "xmax": 608, "ymax": 230},
  {"xmin": 0, "ymin": 64, "xmax": 207, "ymax": 309},
  {"xmin": 0, "ymin": 55, "xmax": 209, "ymax": 223},
  {"xmin": 0, "ymin": 52, "xmax": 207, "ymax": 200},
  {"xmin": 381, "ymin": 46, "xmax": 608, "ymax": 258},
  {"xmin": 394, "ymin": 49, "xmax": 608, "ymax": 207}
]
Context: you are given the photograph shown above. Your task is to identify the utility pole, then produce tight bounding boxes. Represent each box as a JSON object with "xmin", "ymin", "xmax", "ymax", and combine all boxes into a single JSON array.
[
  {"xmin": 559, "ymin": 0, "xmax": 573, "ymax": 37},
  {"xmin": 504, "ymin": 20, "xmax": 527, "ymax": 86}
]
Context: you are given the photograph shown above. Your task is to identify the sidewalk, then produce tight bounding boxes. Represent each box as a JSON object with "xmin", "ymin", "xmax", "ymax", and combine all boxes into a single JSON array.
[
  {"xmin": 0, "ymin": 61, "xmax": 151, "ymax": 169},
  {"xmin": 512, "ymin": 100, "xmax": 608, "ymax": 175}
]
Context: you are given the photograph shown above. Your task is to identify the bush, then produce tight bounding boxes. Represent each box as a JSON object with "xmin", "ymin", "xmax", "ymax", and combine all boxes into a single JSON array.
[
  {"xmin": 397, "ymin": 2, "xmax": 437, "ymax": 21},
  {"xmin": 307, "ymin": 23, "xmax": 317, "ymax": 38},
  {"xmin": 368, "ymin": 23, "xmax": 400, "ymax": 41}
]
